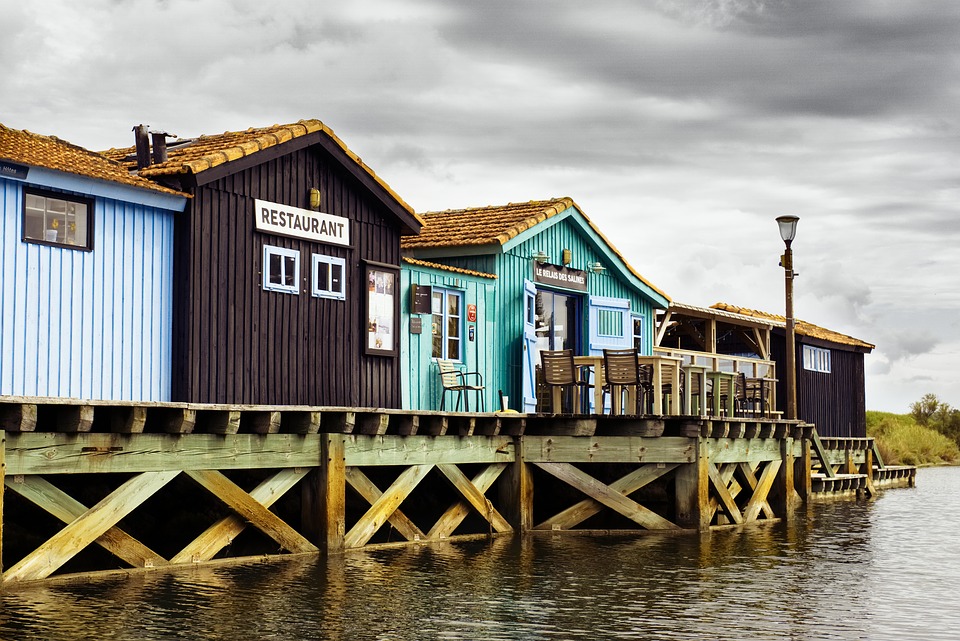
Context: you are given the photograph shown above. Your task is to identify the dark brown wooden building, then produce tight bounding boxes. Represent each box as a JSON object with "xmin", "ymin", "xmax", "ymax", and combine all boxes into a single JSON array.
[{"xmin": 104, "ymin": 120, "xmax": 422, "ymax": 406}]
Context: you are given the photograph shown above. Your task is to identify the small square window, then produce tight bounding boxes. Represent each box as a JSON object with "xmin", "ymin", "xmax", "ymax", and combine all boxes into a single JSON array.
[
  {"xmin": 263, "ymin": 245, "xmax": 300, "ymax": 294},
  {"xmin": 22, "ymin": 188, "xmax": 93, "ymax": 250},
  {"xmin": 312, "ymin": 254, "xmax": 346, "ymax": 300}
]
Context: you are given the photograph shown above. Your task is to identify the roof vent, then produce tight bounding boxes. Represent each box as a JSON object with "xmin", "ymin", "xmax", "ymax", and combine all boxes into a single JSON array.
[
  {"xmin": 133, "ymin": 124, "xmax": 151, "ymax": 169},
  {"xmin": 150, "ymin": 130, "xmax": 171, "ymax": 164}
]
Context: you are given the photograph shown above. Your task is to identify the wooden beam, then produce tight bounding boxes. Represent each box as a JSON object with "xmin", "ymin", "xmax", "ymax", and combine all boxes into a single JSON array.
[
  {"xmin": 534, "ymin": 462, "xmax": 680, "ymax": 530},
  {"xmin": 0, "ymin": 404, "xmax": 37, "ymax": 432},
  {"xmin": 200, "ymin": 410, "xmax": 241, "ymax": 435},
  {"xmin": 430, "ymin": 463, "xmax": 507, "ymax": 539},
  {"xmin": 6, "ymin": 475, "xmax": 167, "ymax": 568},
  {"xmin": 522, "ymin": 435, "xmax": 694, "ymax": 464},
  {"xmin": 536, "ymin": 463, "xmax": 679, "ymax": 530},
  {"xmin": 810, "ymin": 430, "xmax": 837, "ymax": 479},
  {"xmin": 345, "ymin": 467, "xmax": 425, "ymax": 541},
  {"xmin": 5, "ymin": 433, "xmax": 323, "ymax": 475},
  {"xmin": 345, "ymin": 435, "xmax": 514, "ymax": 467},
  {"xmin": 172, "ymin": 468, "xmax": 308, "ymax": 563},
  {"xmin": 185, "ymin": 470, "xmax": 316, "ymax": 554},
  {"xmin": 675, "ymin": 439, "xmax": 710, "ymax": 530},
  {"xmin": 4, "ymin": 470, "xmax": 180, "ymax": 582},
  {"xmin": 245, "ymin": 411, "xmax": 281, "ymax": 434},
  {"xmin": 344, "ymin": 464, "xmax": 434, "ymax": 548},
  {"xmin": 737, "ymin": 462, "xmax": 775, "ymax": 520},
  {"xmin": 436, "ymin": 464, "xmax": 512, "ymax": 533},
  {"xmin": 655, "ymin": 310, "xmax": 673, "ymax": 347},
  {"xmin": 302, "ymin": 434, "xmax": 345, "ymax": 552},
  {"xmin": 283, "ymin": 411, "xmax": 321, "ymax": 434},
  {"xmin": 743, "ymin": 460, "xmax": 781, "ymax": 522},
  {"xmin": 708, "ymin": 462, "xmax": 743, "ymax": 525},
  {"xmin": 499, "ymin": 437, "xmax": 533, "ymax": 532}
]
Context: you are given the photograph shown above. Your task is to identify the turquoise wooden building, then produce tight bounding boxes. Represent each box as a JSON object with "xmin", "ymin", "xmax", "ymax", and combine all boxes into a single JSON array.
[
  {"xmin": 0, "ymin": 124, "xmax": 187, "ymax": 400},
  {"xmin": 401, "ymin": 198, "xmax": 671, "ymax": 412}
]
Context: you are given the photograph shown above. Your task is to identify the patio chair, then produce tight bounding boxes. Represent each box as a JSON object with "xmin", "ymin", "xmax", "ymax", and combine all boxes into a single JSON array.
[
  {"xmin": 540, "ymin": 350, "xmax": 593, "ymax": 414},
  {"xmin": 602, "ymin": 348, "xmax": 645, "ymax": 415},
  {"xmin": 436, "ymin": 359, "xmax": 485, "ymax": 411}
]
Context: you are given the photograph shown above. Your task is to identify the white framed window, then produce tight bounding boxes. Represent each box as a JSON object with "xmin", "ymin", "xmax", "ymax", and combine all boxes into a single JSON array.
[
  {"xmin": 23, "ymin": 188, "xmax": 93, "ymax": 250},
  {"xmin": 431, "ymin": 288, "xmax": 463, "ymax": 360},
  {"xmin": 263, "ymin": 245, "xmax": 300, "ymax": 294},
  {"xmin": 802, "ymin": 345, "xmax": 831, "ymax": 373},
  {"xmin": 632, "ymin": 314, "xmax": 645, "ymax": 352},
  {"xmin": 312, "ymin": 254, "xmax": 346, "ymax": 300}
]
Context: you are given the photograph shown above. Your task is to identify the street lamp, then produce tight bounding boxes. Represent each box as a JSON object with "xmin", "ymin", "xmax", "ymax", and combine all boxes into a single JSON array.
[{"xmin": 777, "ymin": 215, "xmax": 799, "ymax": 420}]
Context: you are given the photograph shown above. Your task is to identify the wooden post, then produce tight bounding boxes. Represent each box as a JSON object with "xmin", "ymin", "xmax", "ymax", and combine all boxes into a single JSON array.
[
  {"xmin": 795, "ymin": 437, "xmax": 812, "ymax": 501},
  {"xmin": 773, "ymin": 437, "xmax": 796, "ymax": 518},
  {"xmin": 675, "ymin": 437, "xmax": 709, "ymax": 530},
  {"xmin": 499, "ymin": 437, "xmax": 533, "ymax": 532},
  {"xmin": 302, "ymin": 434, "xmax": 345, "ymax": 552}
]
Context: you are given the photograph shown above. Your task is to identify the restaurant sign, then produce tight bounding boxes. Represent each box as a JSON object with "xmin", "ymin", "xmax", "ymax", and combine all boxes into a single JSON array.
[
  {"xmin": 533, "ymin": 262, "xmax": 588, "ymax": 292},
  {"xmin": 255, "ymin": 198, "xmax": 350, "ymax": 246}
]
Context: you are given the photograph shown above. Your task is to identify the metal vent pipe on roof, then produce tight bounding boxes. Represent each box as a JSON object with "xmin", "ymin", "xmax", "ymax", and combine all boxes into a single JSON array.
[
  {"xmin": 151, "ymin": 130, "xmax": 170, "ymax": 164},
  {"xmin": 133, "ymin": 124, "xmax": 151, "ymax": 170}
]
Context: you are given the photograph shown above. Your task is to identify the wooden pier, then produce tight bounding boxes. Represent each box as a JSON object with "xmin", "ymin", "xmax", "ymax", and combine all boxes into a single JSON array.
[{"xmin": 0, "ymin": 397, "xmax": 909, "ymax": 586}]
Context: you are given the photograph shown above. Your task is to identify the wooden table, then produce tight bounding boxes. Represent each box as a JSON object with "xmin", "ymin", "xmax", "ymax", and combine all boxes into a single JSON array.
[
  {"xmin": 575, "ymin": 354, "xmax": 683, "ymax": 415},
  {"xmin": 682, "ymin": 364, "xmax": 708, "ymax": 416},
  {"xmin": 705, "ymin": 371, "xmax": 736, "ymax": 417}
]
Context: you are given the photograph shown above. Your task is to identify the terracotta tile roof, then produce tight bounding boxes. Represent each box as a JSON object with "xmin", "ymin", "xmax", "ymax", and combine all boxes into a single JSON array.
[
  {"xmin": 402, "ymin": 256, "xmax": 497, "ymax": 279},
  {"xmin": 401, "ymin": 197, "xmax": 670, "ymax": 301},
  {"xmin": 101, "ymin": 119, "xmax": 417, "ymax": 220},
  {"xmin": 711, "ymin": 303, "xmax": 875, "ymax": 350},
  {"xmin": 0, "ymin": 124, "xmax": 186, "ymax": 197}
]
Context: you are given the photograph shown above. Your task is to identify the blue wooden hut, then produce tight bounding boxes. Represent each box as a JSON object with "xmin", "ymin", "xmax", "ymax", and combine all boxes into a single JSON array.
[
  {"xmin": 401, "ymin": 198, "xmax": 671, "ymax": 412},
  {"xmin": 0, "ymin": 124, "xmax": 187, "ymax": 400}
]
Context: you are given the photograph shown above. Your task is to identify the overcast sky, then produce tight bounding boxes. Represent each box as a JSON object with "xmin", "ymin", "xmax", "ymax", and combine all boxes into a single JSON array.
[{"xmin": 3, "ymin": 0, "xmax": 958, "ymax": 413}]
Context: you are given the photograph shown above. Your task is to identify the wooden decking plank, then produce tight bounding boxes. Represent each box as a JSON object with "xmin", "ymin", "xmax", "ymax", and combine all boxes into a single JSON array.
[
  {"xmin": 535, "ymin": 463, "xmax": 679, "ymax": 530},
  {"xmin": 4, "ymin": 470, "xmax": 179, "ymax": 582},
  {"xmin": 534, "ymin": 462, "xmax": 680, "ymax": 530},
  {"xmin": 343, "ymin": 464, "xmax": 434, "ymax": 548},
  {"xmin": 428, "ymin": 463, "xmax": 507, "ymax": 539},
  {"xmin": 185, "ymin": 470, "xmax": 316, "ymax": 554},
  {"xmin": 6, "ymin": 475, "xmax": 167, "ymax": 568},
  {"xmin": 436, "ymin": 463, "xmax": 512, "ymax": 533},
  {"xmin": 171, "ymin": 468, "xmax": 308, "ymax": 563},
  {"xmin": 345, "ymin": 467, "xmax": 425, "ymax": 542}
]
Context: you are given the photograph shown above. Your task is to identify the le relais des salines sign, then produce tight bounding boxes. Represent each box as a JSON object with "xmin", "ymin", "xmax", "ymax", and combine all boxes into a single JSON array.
[{"xmin": 254, "ymin": 198, "xmax": 350, "ymax": 246}]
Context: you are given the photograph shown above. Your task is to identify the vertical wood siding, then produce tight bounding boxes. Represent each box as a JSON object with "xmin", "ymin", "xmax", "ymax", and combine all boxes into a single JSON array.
[
  {"xmin": 171, "ymin": 146, "xmax": 403, "ymax": 407},
  {"xmin": 400, "ymin": 265, "xmax": 497, "ymax": 410},
  {"xmin": 771, "ymin": 335, "xmax": 867, "ymax": 437},
  {"xmin": 1, "ymin": 178, "xmax": 174, "ymax": 400}
]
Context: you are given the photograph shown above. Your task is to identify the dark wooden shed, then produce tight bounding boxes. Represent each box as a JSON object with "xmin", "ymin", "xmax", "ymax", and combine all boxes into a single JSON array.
[{"xmin": 104, "ymin": 120, "xmax": 422, "ymax": 407}]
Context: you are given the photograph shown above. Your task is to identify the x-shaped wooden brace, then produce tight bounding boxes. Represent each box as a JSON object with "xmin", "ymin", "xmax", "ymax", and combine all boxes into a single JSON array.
[
  {"xmin": 4, "ymin": 469, "xmax": 315, "ymax": 582},
  {"xmin": 533, "ymin": 462, "xmax": 681, "ymax": 530},
  {"xmin": 708, "ymin": 460, "xmax": 781, "ymax": 526},
  {"xmin": 344, "ymin": 463, "xmax": 512, "ymax": 548}
]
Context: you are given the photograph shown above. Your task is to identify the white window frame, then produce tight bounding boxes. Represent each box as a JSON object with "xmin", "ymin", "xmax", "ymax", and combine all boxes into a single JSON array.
[
  {"xmin": 262, "ymin": 245, "xmax": 300, "ymax": 294},
  {"xmin": 431, "ymin": 287, "xmax": 463, "ymax": 361},
  {"xmin": 22, "ymin": 187, "xmax": 93, "ymax": 250},
  {"xmin": 802, "ymin": 345, "xmax": 832, "ymax": 373},
  {"xmin": 632, "ymin": 313, "xmax": 645, "ymax": 352},
  {"xmin": 312, "ymin": 254, "xmax": 346, "ymax": 300}
]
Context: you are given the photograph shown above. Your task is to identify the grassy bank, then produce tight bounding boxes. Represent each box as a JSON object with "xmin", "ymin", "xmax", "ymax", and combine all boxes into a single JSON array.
[{"xmin": 866, "ymin": 411, "xmax": 960, "ymax": 466}]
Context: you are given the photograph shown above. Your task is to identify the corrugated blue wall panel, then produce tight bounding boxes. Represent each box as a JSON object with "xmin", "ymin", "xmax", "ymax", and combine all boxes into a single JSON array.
[{"xmin": 0, "ymin": 178, "xmax": 175, "ymax": 400}]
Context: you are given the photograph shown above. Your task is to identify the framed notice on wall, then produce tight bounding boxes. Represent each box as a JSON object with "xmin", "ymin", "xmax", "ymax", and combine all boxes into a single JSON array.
[{"xmin": 364, "ymin": 262, "xmax": 400, "ymax": 357}]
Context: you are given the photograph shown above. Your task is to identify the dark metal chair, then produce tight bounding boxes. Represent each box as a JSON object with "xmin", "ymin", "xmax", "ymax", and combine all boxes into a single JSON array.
[
  {"xmin": 436, "ymin": 359, "xmax": 485, "ymax": 411},
  {"xmin": 540, "ymin": 350, "xmax": 592, "ymax": 414}
]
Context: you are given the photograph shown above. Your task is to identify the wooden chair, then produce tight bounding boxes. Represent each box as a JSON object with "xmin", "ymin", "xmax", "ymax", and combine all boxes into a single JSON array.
[
  {"xmin": 436, "ymin": 359, "xmax": 485, "ymax": 411},
  {"xmin": 602, "ymin": 348, "xmax": 643, "ymax": 415},
  {"xmin": 540, "ymin": 350, "xmax": 592, "ymax": 414}
]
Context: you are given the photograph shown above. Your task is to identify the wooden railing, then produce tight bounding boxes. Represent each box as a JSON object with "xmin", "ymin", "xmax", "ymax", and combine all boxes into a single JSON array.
[{"xmin": 653, "ymin": 347, "xmax": 778, "ymax": 413}]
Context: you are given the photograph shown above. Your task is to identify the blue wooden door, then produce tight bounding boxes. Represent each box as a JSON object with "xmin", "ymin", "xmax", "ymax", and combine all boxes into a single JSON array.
[
  {"xmin": 587, "ymin": 296, "xmax": 632, "ymax": 413},
  {"xmin": 521, "ymin": 279, "xmax": 538, "ymax": 412}
]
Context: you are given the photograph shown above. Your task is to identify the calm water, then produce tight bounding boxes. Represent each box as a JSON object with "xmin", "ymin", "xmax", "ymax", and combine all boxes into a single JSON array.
[{"xmin": 1, "ymin": 467, "xmax": 959, "ymax": 641}]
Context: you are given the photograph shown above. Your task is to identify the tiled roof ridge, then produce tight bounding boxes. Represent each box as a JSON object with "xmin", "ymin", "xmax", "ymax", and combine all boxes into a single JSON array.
[
  {"xmin": 401, "ymin": 256, "xmax": 498, "ymax": 279},
  {"xmin": 101, "ymin": 119, "xmax": 417, "ymax": 220},
  {"xmin": 3, "ymin": 124, "xmax": 124, "ymax": 168},
  {"xmin": 711, "ymin": 302, "xmax": 875, "ymax": 349}
]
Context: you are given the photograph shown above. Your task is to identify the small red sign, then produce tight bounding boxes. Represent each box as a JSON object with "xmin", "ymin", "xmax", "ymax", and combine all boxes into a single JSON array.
[{"xmin": 467, "ymin": 304, "xmax": 477, "ymax": 322}]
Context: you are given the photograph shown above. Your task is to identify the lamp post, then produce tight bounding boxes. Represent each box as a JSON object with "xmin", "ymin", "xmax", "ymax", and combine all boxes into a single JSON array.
[{"xmin": 777, "ymin": 215, "xmax": 799, "ymax": 420}]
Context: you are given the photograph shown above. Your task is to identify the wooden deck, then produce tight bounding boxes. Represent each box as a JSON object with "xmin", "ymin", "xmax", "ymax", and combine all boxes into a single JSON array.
[{"xmin": 0, "ymin": 396, "xmax": 909, "ymax": 586}]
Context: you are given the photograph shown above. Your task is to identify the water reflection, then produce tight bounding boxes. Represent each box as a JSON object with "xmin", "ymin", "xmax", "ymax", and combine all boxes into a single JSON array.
[{"xmin": 1, "ymin": 468, "xmax": 959, "ymax": 640}]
